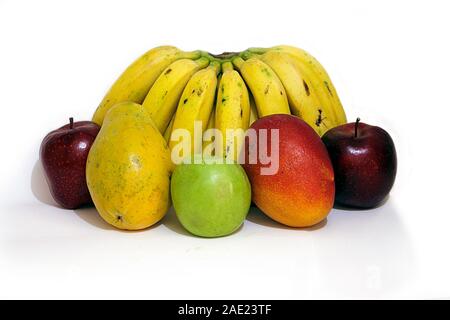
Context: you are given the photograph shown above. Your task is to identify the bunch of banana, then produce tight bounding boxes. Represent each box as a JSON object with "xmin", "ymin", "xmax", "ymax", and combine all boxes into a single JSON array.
[
  {"xmin": 93, "ymin": 45, "xmax": 347, "ymax": 160},
  {"xmin": 92, "ymin": 46, "xmax": 202, "ymax": 126},
  {"xmin": 245, "ymin": 46, "xmax": 347, "ymax": 132}
]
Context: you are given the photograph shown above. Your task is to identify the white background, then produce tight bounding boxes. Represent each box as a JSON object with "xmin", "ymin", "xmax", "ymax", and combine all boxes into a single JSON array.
[{"xmin": 1, "ymin": 0, "xmax": 449, "ymax": 299}]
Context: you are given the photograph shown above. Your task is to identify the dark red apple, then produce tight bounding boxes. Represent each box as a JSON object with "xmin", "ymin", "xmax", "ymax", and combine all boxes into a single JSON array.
[
  {"xmin": 322, "ymin": 118, "xmax": 397, "ymax": 208},
  {"xmin": 40, "ymin": 118, "xmax": 100, "ymax": 209}
]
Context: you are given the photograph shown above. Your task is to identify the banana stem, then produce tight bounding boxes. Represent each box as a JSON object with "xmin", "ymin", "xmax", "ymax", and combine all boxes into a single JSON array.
[
  {"xmin": 209, "ymin": 60, "xmax": 221, "ymax": 75},
  {"xmin": 209, "ymin": 52, "xmax": 240, "ymax": 60},
  {"xmin": 181, "ymin": 50, "xmax": 203, "ymax": 60},
  {"xmin": 247, "ymin": 47, "xmax": 269, "ymax": 54},
  {"xmin": 231, "ymin": 56, "xmax": 245, "ymax": 70},
  {"xmin": 195, "ymin": 56, "xmax": 210, "ymax": 68},
  {"xmin": 221, "ymin": 61, "xmax": 234, "ymax": 73},
  {"xmin": 240, "ymin": 50, "xmax": 259, "ymax": 60}
]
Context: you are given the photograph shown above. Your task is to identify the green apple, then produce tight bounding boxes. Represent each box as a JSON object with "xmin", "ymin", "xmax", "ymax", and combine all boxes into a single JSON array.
[{"xmin": 171, "ymin": 157, "xmax": 251, "ymax": 237}]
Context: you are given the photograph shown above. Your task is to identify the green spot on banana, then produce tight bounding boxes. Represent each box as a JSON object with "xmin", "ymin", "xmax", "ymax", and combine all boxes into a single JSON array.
[
  {"xmin": 262, "ymin": 68, "xmax": 271, "ymax": 77},
  {"xmin": 324, "ymin": 81, "xmax": 333, "ymax": 96}
]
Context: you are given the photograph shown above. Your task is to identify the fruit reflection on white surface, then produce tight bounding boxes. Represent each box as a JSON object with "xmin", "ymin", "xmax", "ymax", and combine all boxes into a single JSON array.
[
  {"xmin": 12, "ymin": 159, "xmax": 413, "ymax": 299},
  {"xmin": 307, "ymin": 202, "xmax": 412, "ymax": 297},
  {"xmin": 246, "ymin": 201, "xmax": 412, "ymax": 298}
]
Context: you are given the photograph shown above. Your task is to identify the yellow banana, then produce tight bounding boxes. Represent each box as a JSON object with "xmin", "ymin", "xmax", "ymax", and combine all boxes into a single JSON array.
[
  {"xmin": 169, "ymin": 62, "xmax": 220, "ymax": 159},
  {"xmin": 142, "ymin": 57, "xmax": 210, "ymax": 133},
  {"xmin": 202, "ymin": 107, "xmax": 216, "ymax": 157},
  {"xmin": 92, "ymin": 46, "xmax": 201, "ymax": 125},
  {"xmin": 248, "ymin": 93, "xmax": 258, "ymax": 126},
  {"xmin": 163, "ymin": 114, "xmax": 175, "ymax": 143},
  {"xmin": 267, "ymin": 45, "xmax": 347, "ymax": 125},
  {"xmin": 232, "ymin": 56, "xmax": 290, "ymax": 117},
  {"xmin": 258, "ymin": 50, "xmax": 333, "ymax": 136},
  {"xmin": 215, "ymin": 61, "xmax": 250, "ymax": 161}
]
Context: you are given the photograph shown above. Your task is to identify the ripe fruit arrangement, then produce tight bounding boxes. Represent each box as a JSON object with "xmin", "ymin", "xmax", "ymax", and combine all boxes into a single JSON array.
[
  {"xmin": 39, "ymin": 45, "xmax": 397, "ymax": 235},
  {"xmin": 92, "ymin": 45, "xmax": 348, "ymax": 159}
]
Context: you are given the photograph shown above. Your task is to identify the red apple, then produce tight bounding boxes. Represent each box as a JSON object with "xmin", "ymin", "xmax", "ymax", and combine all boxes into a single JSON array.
[
  {"xmin": 322, "ymin": 118, "xmax": 397, "ymax": 208},
  {"xmin": 40, "ymin": 118, "xmax": 100, "ymax": 209}
]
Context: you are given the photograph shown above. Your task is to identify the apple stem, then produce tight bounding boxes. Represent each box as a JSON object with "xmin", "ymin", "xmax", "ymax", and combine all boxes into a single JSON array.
[
  {"xmin": 355, "ymin": 117, "xmax": 360, "ymax": 138},
  {"xmin": 69, "ymin": 117, "xmax": 74, "ymax": 129}
]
